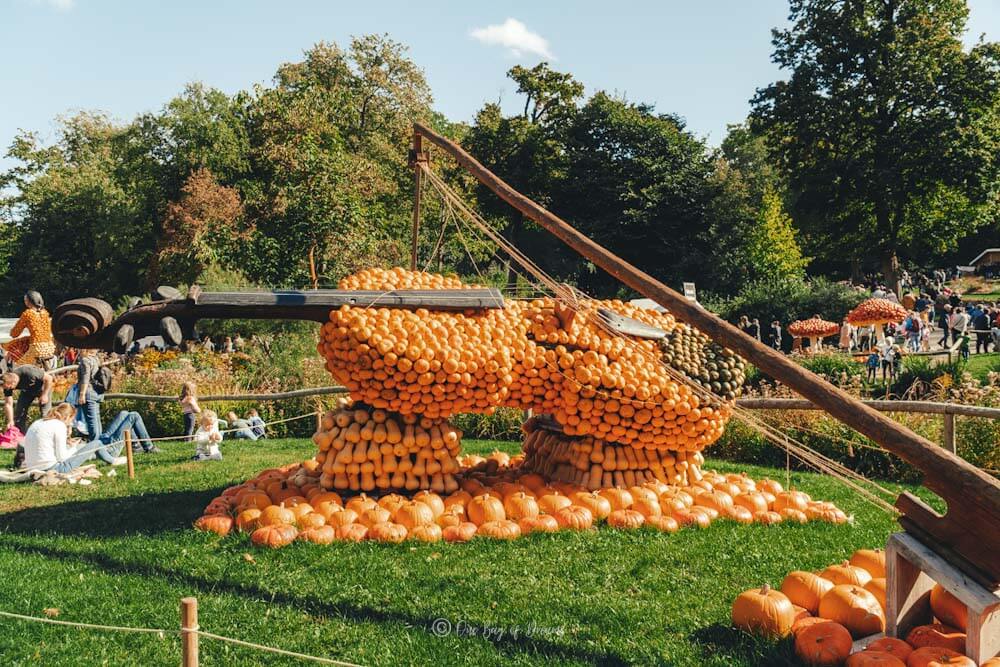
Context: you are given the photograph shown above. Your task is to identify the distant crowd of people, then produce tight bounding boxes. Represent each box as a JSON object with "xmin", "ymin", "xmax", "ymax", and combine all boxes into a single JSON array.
[{"xmin": 1, "ymin": 291, "xmax": 269, "ymax": 477}]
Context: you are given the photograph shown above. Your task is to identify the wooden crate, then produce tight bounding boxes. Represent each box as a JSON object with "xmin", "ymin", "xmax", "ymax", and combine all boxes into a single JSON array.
[{"xmin": 886, "ymin": 532, "xmax": 1000, "ymax": 663}]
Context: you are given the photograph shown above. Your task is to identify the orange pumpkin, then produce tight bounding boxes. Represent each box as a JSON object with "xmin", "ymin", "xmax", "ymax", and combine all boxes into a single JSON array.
[
  {"xmin": 326, "ymin": 508, "xmax": 359, "ymax": 529},
  {"xmin": 518, "ymin": 515, "xmax": 560, "ymax": 534},
  {"xmin": 235, "ymin": 508, "xmax": 263, "ymax": 533},
  {"xmin": 844, "ymin": 651, "xmax": 905, "ymax": 666},
  {"xmin": 598, "ymin": 488, "xmax": 634, "ymax": 511},
  {"xmin": 409, "ymin": 524, "xmax": 443, "ymax": 543},
  {"xmin": 929, "ymin": 585, "xmax": 968, "ymax": 632},
  {"xmin": 672, "ymin": 508, "xmax": 711, "ymax": 529},
  {"xmin": 259, "ymin": 504, "xmax": 295, "ymax": 527},
  {"xmin": 297, "ymin": 525, "xmax": 336, "ymax": 545},
  {"xmin": 865, "ymin": 578, "xmax": 887, "ymax": 612},
  {"xmin": 297, "ymin": 512, "xmax": 327, "ymax": 530},
  {"xmin": 780, "ymin": 508, "xmax": 809, "ymax": 524},
  {"xmin": 850, "ymin": 548, "xmax": 886, "ymax": 578},
  {"xmin": 572, "ymin": 492, "xmax": 612, "ymax": 520},
  {"xmin": 537, "ymin": 494, "xmax": 573, "ymax": 515},
  {"xmin": 694, "ymin": 490, "xmax": 734, "ymax": 514},
  {"xmin": 645, "ymin": 515, "xmax": 679, "ymax": 533},
  {"xmin": 731, "ymin": 584, "xmax": 795, "ymax": 638},
  {"xmin": 818, "ymin": 585, "xmax": 885, "ymax": 637},
  {"xmin": 503, "ymin": 492, "xmax": 540, "ymax": 521},
  {"xmin": 792, "ymin": 616, "xmax": 830, "ymax": 636},
  {"xmin": 754, "ymin": 510, "xmax": 783, "ymax": 525},
  {"xmin": 335, "ymin": 523, "xmax": 368, "ymax": 542},
  {"xmin": 194, "ymin": 515, "xmax": 233, "ymax": 536},
  {"xmin": 821, "ymin": 562, "xmax": 873, "ymax": 587},
  {"xmin": 781, "ymin": 571, "xmax": 835, "ymax": 614},
  {"xmin": 250, "ymin": 523, "xmax": 298, "ymax": 548},
  {"xmin": 905, "ymin": 647, "xmax": 974, "ymax": 667},
  {"xmin": 773, "ymin": 489, "xmax": 811, "ymax": 513},
  {"xmin": 368, "ymin": 521, "xmax": 408, "ymax": 543},
  {"xmin": 442, "ymin": 522, "xmax": 477, "ymax": 542},
  {"xmin": 794, "ymin": 621, "xmax": 853, "ymax": 667},
  {"xmin": 553, "ymin": 505, "xmax": 594, "ymax": 530},
  {"xmin": 733, "ymin": 491, "xmax": 769, "ymax": 514},
  {"xmin": 727, "ymin": 505, "xmax": 755, "ymax": 524},
  {"xmin": 467, "ymin": 495, "xmax": 506, "ymax": 526},
  {"xmin": 607, "ymin": 509, "xmax": 645, "ymax": 529},
  {"xmin": 395, "ymin": 502, "xmax": 434, "ymax": 531},
  {"xmin": 359, "ymin": 507, "xmax": 392, "ymax": 528},
  {"xmin": 905, "ymin": 624, "xmax": 966, "ymax": 653},
  {"xmin": 476, "ymin": 520, "xmax": 521, "ymax": 540},
  {"xmin": 864, "ymin": 637, "xmax": 912, "ymax": 662},
  {"xmin": 435, "ymin": 511, "xmax": 463, "ymax": 530}
]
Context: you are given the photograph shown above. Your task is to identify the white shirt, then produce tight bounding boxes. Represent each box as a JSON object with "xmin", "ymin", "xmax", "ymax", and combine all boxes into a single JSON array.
[
  {"xmin": 194, "ymin": 422, "xmax": 221, "ymax": 457},
  {"xmin": 23, "ymin": 419, "xmax": 75, "ymax": 469}
]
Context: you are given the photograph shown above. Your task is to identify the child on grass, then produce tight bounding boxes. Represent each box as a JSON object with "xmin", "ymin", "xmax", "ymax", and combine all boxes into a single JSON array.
[{"xmin": 192, "ymin": 409, "xmax": 222, "ymax": 461}]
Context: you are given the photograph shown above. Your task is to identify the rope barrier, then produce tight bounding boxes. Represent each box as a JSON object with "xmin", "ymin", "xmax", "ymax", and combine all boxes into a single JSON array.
[
  {"xmin": 190, "ymin": 629, "xmax": 364, "ymax": 666},
  {"xmin": 0, "ymin": 608, "xmax": 365, "ymax": 666}
]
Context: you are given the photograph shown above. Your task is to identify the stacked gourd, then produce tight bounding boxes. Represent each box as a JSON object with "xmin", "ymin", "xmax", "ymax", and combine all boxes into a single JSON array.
[
  {"xmin": 520, "ymin": 418, "xmax": 704, "ymax": 488},
  {"xmin": 196, "ymin": 457, "xmax": 849, "ymax": 547},
  {"xmin": 317, "ymin": 268, "xmax": 741, "ymax": 486},
  {"xmin": 313, "ymin": 402, "xmax": 462, "ymax": 494},
  {"xmin": 732, "ymin": 549, "xmax": 979, "ymax": 666}
]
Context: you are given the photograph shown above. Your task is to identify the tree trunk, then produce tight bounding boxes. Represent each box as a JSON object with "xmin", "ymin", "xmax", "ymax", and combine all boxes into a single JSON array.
[{"xmin": 881, "ymin": 249, "xmax": 901, "ymax": 298}]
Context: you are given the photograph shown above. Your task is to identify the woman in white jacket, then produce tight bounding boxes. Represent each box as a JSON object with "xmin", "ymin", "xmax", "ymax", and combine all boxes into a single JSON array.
[{"xmin": 21, "ymin": 403, "xmax": 126, "ymax": 473}]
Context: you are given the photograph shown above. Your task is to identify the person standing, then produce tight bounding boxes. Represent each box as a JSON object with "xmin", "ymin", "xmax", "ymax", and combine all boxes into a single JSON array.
[
  {"xmin": 839, "ymin": 319, "xmax": 854, "ymax": 352},
  {"xmin": 768, "ymin": 321, "xmax": 782, "ymax": 351},
  {"xmin": 974, "ymin": 307, "xmax": 991, "ymax": 354},
  {"xmin": 180, "ymin": 382, "xmax": 201, "ymax": 439},
  {"xmin": 201, "ymin": 336, "xmax": 216, "ymax": 353},
  {"xmin": 749, "ymin": 318, "xmax": 761, "ymax": 341},
  {"xmin": 233, "ymin": 333, "xmax": 245, "ymax": 352},
  {"xmin": 222, "ymin": 336, "xmax": 235, "ymax": 354},
  {"xmin": 3, "ymin": 366, "xmax": 53, "ymax": 468},
  {"xmin": 4, "ymin": 291, "xmax": 57, "ymax": 370},
  {"xmin": 937, "ymin": 305, "xmax": 952, "ymax": 348},
  {"xmin": 75, "ymin": 349, "xmax": 103, "ymax": 440},
  {"xmin": 949, "ymin": 307, "xmax": 970, "ymax": 347}
]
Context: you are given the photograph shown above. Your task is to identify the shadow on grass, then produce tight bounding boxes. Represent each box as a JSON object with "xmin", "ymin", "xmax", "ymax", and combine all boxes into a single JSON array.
[
  {"xmin": 688, "ymin": 624, "xmax": 796, "ymax": 666},
  {"xmin": 0, "ymin": 538, "xmax": 630, "ymax": 665},
  {"xmin": 0, "ymin": 488, "xmax": 218, "ymax": 537}
]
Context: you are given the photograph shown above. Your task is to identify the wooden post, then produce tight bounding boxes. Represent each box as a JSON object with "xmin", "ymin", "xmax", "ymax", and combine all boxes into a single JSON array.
[
  {"xmin": 409, "ymin": 134, "xmax": 424, "ymax": 271},
  {"xmin": 124, "ymin": 429, "xmax": 135, "ymax": 480},
  {"xmin": 411, "ymin": 120, "xmax": 1000, "ymax": 584},
  {"xmin": 315, "ymin": 410, "xmax": 322, "ymax": 433},
  {"xmin": 181, "ymin": 597, "xmax": 199, "ymax": 667},
  {"xmin": 943, "ymin": 413, "xmax": 956, "ymax": 454}
]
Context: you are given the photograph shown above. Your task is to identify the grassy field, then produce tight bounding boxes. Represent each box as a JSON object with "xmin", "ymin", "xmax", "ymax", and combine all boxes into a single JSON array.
[{"xmin": 0, "ymin": 438, "xmax": 939, "ymax": 666}]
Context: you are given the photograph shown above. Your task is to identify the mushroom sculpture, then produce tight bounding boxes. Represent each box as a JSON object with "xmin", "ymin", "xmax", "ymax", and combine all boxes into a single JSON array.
[
  {"xmin": 846, "ymin": 298, "xmax": 907, "ymax": 345},
  {"xmin": 786, "ymin": 317, "xmax": 840, "ymax": 353}
]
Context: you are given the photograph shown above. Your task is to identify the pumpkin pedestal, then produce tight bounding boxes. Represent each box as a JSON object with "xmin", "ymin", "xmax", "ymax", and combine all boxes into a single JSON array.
[{"xmin": 886, "ymin": 532, "xmax": 1000, "ymax": 664}]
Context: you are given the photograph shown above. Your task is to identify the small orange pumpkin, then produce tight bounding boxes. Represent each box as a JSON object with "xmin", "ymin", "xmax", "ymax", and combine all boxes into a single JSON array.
[
  {"xmin": 235, "ymin": 508, "xmax": 263, "ymax": 532},
  {"xmin": 905, "ymin": 647, "xmax": 973, "ymax": 667},
  {"xmin": 731, "ymin": 583, "xmax": 795, "ymax": 638},
  {"xmin": 572, "ymin": 491, "xmax": 612, "ymax": 520},
  {"xmin": 537, "ymin": 494, "xmax": 572, "ymax": 515},
  {"xmin": 503, "ymin": 492, "xmax": 540, "ymax": 521},
  {"xmin": 297, "ymin": 512, "xmax": 327, "ymax": 530},
  {"xmin": 335, "ymin": 523, "xmax": 368, "ymax": 542},
  {"xmin": 864, "ymin": 637, "xmax": 912, "ymax": 662},
  {"xmin": 844, "ymin": 651, "xmax": 905, "ymax": 666},
  {"xmin": 259, "ymin": 504, "xmax": 295, "ymax": 527},
  {"xmin": 297, "ymin": 525, "xmax": 336, "ymax": 545},
  {"xmin": 864, "ymin": 577, "xmax": 886, "ymax": 612},
  {"xmin": 409, "ymin": 524, "xmax": 443, "ymax": 543},
  {"xmin": 929, "ymin": 585, "xmax": 968, "ymax": 632},
  {"xmin": 905, "ymin": 624, "xmax": 966, "ymax": 653},
  {"xmin": 818, "ymin": 584, "xmax": 885, "ymax": 638},
  {"xmin": 553, "ymin": 505, "xmax": 593, "ymax": 530},
  {"xmin": 518, "ymin": 515, "xmax": 560, "ymax": 534},
  {"xmin": 645, "ymin": 515, "xmax": 679, "ymax": 533},
  {"xmin": 821, "ymin": 562, "xmax": 872, "ymax": 587},
  {"xmin": 476, "ymin": 520, "xmax": 521, "ymax": 540},
  {"xmin": 368, "ymin": 521, "xmax": 408, "ymax": 543},
  {"xmin": 467, "ymin": 495, "xmax": 506, "ymax": 526},
  {"xmin": 598, "ymin": 488, "xmax": 633, "ymax": 510},
  {"xmin": 850, "ymin": 548, "xmax": 886, "ymax": 578},
  {"xmin": 194, "ymin": 515, "xmax": 233, "ymax": 536},
  {"xmin": 442, "ymin": 522, "xmax": 478, "ymax": 542},
  {"xmin": 394, "ymin": 502, "xmax": 434, "ymax": 531},
  {"xmin": 607, "ymin": 509, "xmax": 645, "ymax": 529},
  {"xmin": 250, "ymin": 523, "xmax": 298, "ymax": 548},
  {"xmin": 781, "ymin": 571, "xmax": 835, "ymax": 614},
  {"xmin": 794, "ymin": 621, "xmax": 853, "ymax": 667}
]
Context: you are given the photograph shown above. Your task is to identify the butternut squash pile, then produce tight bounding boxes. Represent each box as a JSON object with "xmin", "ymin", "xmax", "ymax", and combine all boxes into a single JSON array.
[{"xmin": 313, "ymin": 402, "xmax": 463, "ymax": 494}]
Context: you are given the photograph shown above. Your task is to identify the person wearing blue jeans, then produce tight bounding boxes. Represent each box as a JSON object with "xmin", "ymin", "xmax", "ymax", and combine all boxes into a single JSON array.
[
  {"xmin": 75, "ymin": 350, "xmax": 103, "ymax": 440},
  {"xmin": 90, "ymin": 410, "xmax": 154, "ymax": 463}
]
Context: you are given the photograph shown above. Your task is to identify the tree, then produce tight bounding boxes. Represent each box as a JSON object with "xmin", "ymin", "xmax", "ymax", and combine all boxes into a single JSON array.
[
  {"xmin": 752, "ymin": 0, "xmax": 1000, "ymax": 293},
  {"xmin": 149, "ymin": 168, "xmax": 246, "ymax": 286}
]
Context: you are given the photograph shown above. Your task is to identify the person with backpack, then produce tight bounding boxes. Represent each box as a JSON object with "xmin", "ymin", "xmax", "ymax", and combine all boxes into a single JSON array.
[{"xmin": 74, "ymin": 349, "xmax": 106, "ymax": 440}]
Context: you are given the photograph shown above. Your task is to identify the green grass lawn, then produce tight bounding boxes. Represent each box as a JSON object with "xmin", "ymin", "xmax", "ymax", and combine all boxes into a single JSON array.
[
  {"xmin": 964, "ymin": 351, "xmax": 1000, "ymax": 381},
  {"xmin": 0, "ymin": 438, "xmax": 940, "ymax": 666}
]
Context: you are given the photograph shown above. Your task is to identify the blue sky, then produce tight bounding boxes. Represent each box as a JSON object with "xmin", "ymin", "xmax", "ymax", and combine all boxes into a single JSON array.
[{"xmin": 2, "ymin": 0, "xmax": 998, "ymax": 162}]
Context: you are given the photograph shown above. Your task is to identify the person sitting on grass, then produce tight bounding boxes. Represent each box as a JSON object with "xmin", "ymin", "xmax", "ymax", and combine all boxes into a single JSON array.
[
  {"xmin": 247, "ymin": 408, "xmax": 265, "ymax": 439},
  {"xmin": 865, "ymin": 348, "xmax": 879, "ymax": 383},
  {"xmin": 225, "ymin": 411, "xmax": 258, "ymax": 440},
  {"xmin": 3, "ymin": 366, "xmax": 53, "ymax": 468},
  {"xmin": 192, "ymin": 410, "xmax": 222, "ymax": 461}
]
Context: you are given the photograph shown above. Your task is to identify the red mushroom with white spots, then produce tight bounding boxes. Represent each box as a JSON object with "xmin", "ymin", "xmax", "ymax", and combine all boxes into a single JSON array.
[
  {"xmin": 845, "ymin": 298, "xmax": 908, "ymax": 345},
  {"xmin": 786, "ymin": 317, "xmax": 840, "ymax": 353}
]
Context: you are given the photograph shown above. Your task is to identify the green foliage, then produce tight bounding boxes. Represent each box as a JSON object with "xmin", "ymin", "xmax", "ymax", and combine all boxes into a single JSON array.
[
  {"xmin": 451, "ymin": 407, "xmax": 526, "ymax": 441},
  {"xmin": 795, "ymin": 352, "xmax": 863, "ymax": 380},
  {"xmin": 0, "ymin": 437, "xmax": 937, "ymax": 666},
  {"xmin": 748, "ymin": 188, "xmax": 808, "ymax": 281},
  {"xmin": 708, "ymin": 275, "xmax": 866, "ymax": 338},
  {"xmin": 752, "ymin": 0, "xmax": 1000, "ymax": 287},
  {"xmin": 889, "ymin": 356, "xmax": 966, "ymax": 396}
]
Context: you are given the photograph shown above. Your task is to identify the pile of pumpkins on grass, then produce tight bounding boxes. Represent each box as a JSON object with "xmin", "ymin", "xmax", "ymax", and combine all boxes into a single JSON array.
[
  {"xmin": 194, "ymin": 453, "xmax": 848, "ymax": 547},
  {"xmin": 732, "ymin": 548, "xmax": 990, "ymax": 666}
]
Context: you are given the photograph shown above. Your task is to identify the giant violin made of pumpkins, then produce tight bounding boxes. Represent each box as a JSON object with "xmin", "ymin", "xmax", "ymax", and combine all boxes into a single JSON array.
[{"xmin": 55, "ymin": 267, "xmax": 747, "ymax": 493}]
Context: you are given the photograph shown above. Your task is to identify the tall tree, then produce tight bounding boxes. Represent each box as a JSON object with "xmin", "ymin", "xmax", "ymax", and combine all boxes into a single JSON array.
[{"xmin": 753, "ymin": 0, "xmax": 1000, "ymax": 292}]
